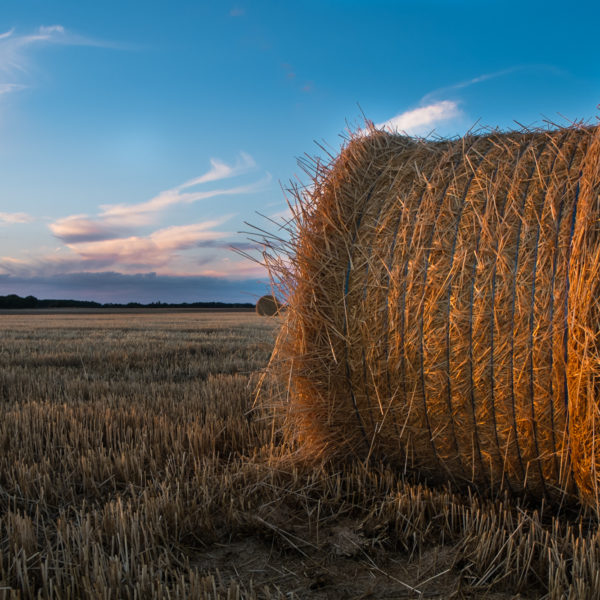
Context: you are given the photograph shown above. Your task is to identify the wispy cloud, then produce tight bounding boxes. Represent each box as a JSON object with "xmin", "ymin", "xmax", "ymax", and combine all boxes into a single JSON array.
[
  {"xmin": 38, "ymin": 153, "xmax": 272, "ymax": 279},
  {"xmin": 0, "ymin": 211, "xmax": 33, "ymax": 224},
  {"xmin": 49, "ymin": 153, "xmax": 269, "ymax": 244},
  {"xmin": 3, "ymin": 218, "xmax": 236, "ymax": 277},
  {"xmin": 426, "ymin": 68, "xmax": 520, "ymax": 99},
  {"xmin": 0, "ymin": 221, "xmax": 267, "ymax": 282},
  {"xmin": 0, "ymin": 25, "xmax": 118, "ymax": 99},
  {"xmin": 376, "ymin": 66, "xmax": 563, "ymax": 137},
  {"xmin": 420, "ymin": 65, "xmax": 564, "ymax": 106},
  {"xmin": 48, "ymin": 215, "xmax": 126, "ymax": 244},
  {"xmin": 376, "ymin": 100, "xmax": 461, "ymax": 135},
  {"xmin": 69, "ymin": 219, "xmax": 233, "ymax": 269},
  {"xmin": 177, "ymin": 152, "xmax": 255, "ymax": 187},
  {"xmin": 99, "ymin": 175, "xmax": 270, "ymax": 223},
  {"xmin": 0, "ymin": 83, "xmax": 25, "ymax": 95},
  {"xmin": 100, "ymin": 153, "xmax": 267, "ymax": 224}
]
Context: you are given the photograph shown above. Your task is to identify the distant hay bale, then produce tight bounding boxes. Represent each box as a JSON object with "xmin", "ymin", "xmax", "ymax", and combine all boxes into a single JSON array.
[
  {"xmin": 256, "ymin": 294, "xmax": 281, "ymax": 316},
  {"xmin": 265, "ymin": 123, "xmax": 600, "ymax": 508}
]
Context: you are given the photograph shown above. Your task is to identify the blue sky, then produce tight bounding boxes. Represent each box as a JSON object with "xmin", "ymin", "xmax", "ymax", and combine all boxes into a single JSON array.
[{"xmin": 0, "ymin": 0, "xmax": 598, "ymax": 303}]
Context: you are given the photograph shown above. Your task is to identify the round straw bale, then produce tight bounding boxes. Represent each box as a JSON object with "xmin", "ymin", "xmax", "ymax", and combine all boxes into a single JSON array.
[
  {"xmin": 267, "ymin": 124, "xmax": 600, "ymax": 508},
  {"xmin": 256, "ymin": 294, "xmax": 281, "ymax": 316}
]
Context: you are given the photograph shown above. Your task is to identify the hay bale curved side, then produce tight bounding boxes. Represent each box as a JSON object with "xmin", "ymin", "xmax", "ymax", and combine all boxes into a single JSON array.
[{"xmin": 268, "ymin": 124, "xmax": 600, "ymax": 508}]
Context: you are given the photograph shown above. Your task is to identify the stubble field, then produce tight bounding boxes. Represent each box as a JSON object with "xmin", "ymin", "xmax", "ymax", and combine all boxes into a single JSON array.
[{"xmin": 0, "ymin": 310, "xmax": 599, "ymax": 599}]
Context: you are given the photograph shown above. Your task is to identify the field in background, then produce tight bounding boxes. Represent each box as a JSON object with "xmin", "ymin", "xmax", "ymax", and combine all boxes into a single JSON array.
[{"xmin": 0, "ymin": 311, "xmax": 599, "ymax": 599}]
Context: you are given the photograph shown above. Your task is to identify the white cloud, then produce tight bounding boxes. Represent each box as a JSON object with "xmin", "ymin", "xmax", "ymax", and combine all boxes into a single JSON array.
[
  {"xmin": 49, "ymin": 153, "xmax": 269, "ymax": 242},
  {"xmin": 0, "ymin": 25, "xmax": 66, "ymax": 75},
  {"xmin": 97, "ymin": 154, "xmax": 268, "ymax": 224},
  {"xmin": 70, "ymin": 219, "xmax": 232, "ymax": 268},
  {"xmin": 419, "ymin": 66, "xmax": 550, "ymax": 106},
  {"xmin": 49, "ymin": 214, "xmax": 125, "ymax": 243},
  {"xmin": 0, "ymin": 25, "xmax": 117, "ymax": 99},
  {"xmin": 38, "ymin": 25, "xmax": 65, "ymax": 36},
  {"xmin": 375, "ymin": 67, "xmax": 539, "ymax": 137},
  {"xmin": 177, "ymin": 152, "xmax": 255, "ymax": 188},
  {"xmin": 100, "ymin": 175, "xmax": 271, "ymax": 224},
  {"xmin": 48, "ymin": 152, "xmax": 271, "ymax": 277},
  {"xmin": 376, "ymin": 100, "xmax": 461, "ymax": 135},
  {"xmin": 5, "ymin": 217, "xmax": 239, "ymax": 278}
]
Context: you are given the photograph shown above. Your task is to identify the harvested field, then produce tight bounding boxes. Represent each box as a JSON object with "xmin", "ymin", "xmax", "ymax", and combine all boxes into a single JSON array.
[{"xmin": 0, "ymin": 310, "xmax": 600, "ymax": 598}]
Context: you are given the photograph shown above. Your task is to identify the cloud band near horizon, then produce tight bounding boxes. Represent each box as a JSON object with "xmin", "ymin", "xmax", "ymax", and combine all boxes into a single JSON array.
[{"xmin": 0, "ymin": 271, "xmax": 269, "ymax": 304}]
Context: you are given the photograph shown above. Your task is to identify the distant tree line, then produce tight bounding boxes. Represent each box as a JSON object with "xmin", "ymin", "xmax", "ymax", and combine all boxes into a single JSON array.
[{"xmin": 0, "ymin": 294, "xmax": 254, "ymax": 310}]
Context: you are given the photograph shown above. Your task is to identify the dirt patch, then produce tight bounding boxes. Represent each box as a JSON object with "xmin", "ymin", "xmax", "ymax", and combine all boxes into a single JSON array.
[{"xmin": 192, "ymin": 518, "xmax": 533, "ymax": 599}]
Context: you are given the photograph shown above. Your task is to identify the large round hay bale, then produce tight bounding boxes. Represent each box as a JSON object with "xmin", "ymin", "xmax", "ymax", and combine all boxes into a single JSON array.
[
  {"xmin": 256, "ymin": 294, "xmax": 281, "ymax": 316},
  {"xmin": 269, "ymin": 124, "xmax": 600, "ymax": 507}
]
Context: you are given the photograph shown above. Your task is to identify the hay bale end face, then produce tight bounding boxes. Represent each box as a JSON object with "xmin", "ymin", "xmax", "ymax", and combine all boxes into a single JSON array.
[
  {"xmin": 256, "ymin": 294, "xmax": 281, "ymax": 316},
  {"xmin": 269, "ymin": 124, "xmax": 600, "ymax": 508}
]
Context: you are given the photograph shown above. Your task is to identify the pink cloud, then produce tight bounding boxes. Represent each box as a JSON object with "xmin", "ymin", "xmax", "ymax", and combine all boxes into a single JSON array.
[
  {"xmin": 68, "ymin": 220, "xmax": 232, "ymax": 269},
  {"xmin": 25, "ymin": 154, "xmax": 274, "ymax": 282},
  {"xmin": 2, "ymin": 217, "xmax": 244, "ymax": 279},
  {"xmin": 0, "ymin": 211, "xmax": 33, "ymax": 224},
  {"xmin": 198, "ymin": 260, "xmax": 267, "ymax": 280},
  {"xmin": 49, "ymin": 153, "xmax": 270, "ymax": 244},
  {"xmin": 49, "ymin": 214, "xmax": 126, "ymax": 242},
  {"xmin": 0, "ymin": 249, "xmax": 269, "ymax": 281}
]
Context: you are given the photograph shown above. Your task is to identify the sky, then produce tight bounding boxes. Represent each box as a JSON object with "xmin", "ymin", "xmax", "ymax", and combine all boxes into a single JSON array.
[{"xmin": 0, "ymin": 0, "xmax": 598, "ymax": 303}]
